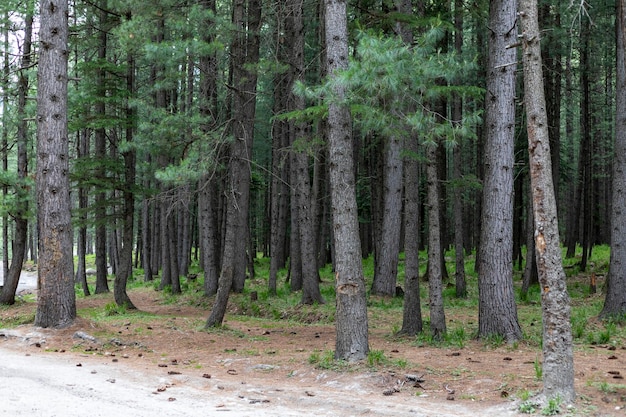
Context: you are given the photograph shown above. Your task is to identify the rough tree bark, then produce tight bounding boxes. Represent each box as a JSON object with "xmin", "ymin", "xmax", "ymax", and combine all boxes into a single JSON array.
[
  {"xmin": 288, "ymin": 0, "xmax": 324, "ymax": 305},
  {"xmin": 158, "ymin": 195, "xmax": 172, "ymax": 289},
  {"xmin": 477, "ymin": 0, "xmax": 522, "ymax": 342},
  {"xmin": 75, "ymin": 129, "xmax": 90, "ymax": 297},
  {"xmin": 268, "ymin": 1, "xmax": 293, "ymax": 295},
  {"xmin": 325, "ymin": 0, "xmax": 369, "ymax": 361},
  {"xmin": 426, "ymin": 143, "xmax": 446, "ymax": 340},
  {"xmin": 206, "ymin": 0, "xmax": 261, "ymax": 327},
  {"xmin": 197, "ymin": 0, "xmax": 220, "ymax": 296},
  {"xmin": 114, "ymin": 43, "xmax": 137, "ymax": 309},
  {"xmin": 94, "ymin": 1, "xmax": 110, "ymax": 294},
  {"xmin": 521, "ymin": 194, "xmax": 538, "ymax": 297},
  {"xmin": 0, "ymin": 10, "xmax": 32, "ymax": 305},
  {"xmin": 34, "ymin": 0, "xmax": 77, "ymax": 328},
  {"xmin": 578, "ymin": 18, "xmax": 592, "ymax": 272},
  {"xmin": 519, "ymin": 0, "xmax": 575, "ymax": 403},
  {"xmin": 199, "ymin": 176, "xmax": 220, "ymax": 296},
  {"xmin": 2, "ymin": 10, "xmax": 8, "ymax": 282},
  {"xmin": 400, "ymin": 136, "xmax": 423, "ymax": 335},
  {"xmin": 141, "ymin": 174, "xmax": 153, "ymax": 282},
  {"xmin": 600, "ymin": 0, "xmax": 626, "ymax": 319},
  {"xmin": 452, "ymin": 0, "xmax": 467, "ymax": 298},
  {"xmin": 371, "ymin": 133, "xmax": 403, "ymax": 297},
  {"xmin": 395, "ymin": 0, "xmax": 423, "ymax": 336},
  {"xmin": 230, "ymin": 0, "xmax": 261, "ymax": 294}
]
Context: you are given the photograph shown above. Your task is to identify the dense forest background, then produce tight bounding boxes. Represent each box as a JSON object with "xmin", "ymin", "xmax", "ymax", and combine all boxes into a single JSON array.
[{"xmin": 0, "ymin": 0, "xmax": 621, "ymax": 324}]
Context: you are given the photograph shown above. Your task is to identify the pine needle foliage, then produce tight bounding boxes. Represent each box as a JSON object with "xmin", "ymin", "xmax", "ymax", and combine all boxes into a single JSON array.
[{"xmin": 286, "ymin": 23, "xmax": 483, "ymax": 146}]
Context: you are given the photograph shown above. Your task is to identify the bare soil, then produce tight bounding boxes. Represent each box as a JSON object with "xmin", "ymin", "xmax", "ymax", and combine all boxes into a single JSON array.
[{"xmin": 1, "ymin": 287, "xmax": 625, "ymax": 416}]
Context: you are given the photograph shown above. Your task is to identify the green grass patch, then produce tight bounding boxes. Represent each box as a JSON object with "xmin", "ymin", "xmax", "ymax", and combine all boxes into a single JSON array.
[{"xmin": 0, "ymin": 308, "xmax": 35, "ymax": 327}]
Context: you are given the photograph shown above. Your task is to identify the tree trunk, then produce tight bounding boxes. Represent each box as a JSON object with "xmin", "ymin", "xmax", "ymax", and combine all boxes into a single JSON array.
[
  {"xmin": 436, "ymin": 128, "xmax": 449, "ymax": 283},
  {"xmin": 29, "ymin": 227, "xmax": 37, "ymax": 263},
  {"xmin": 564, "ymin": 38, "xmax": 577, "ymax": 259},
  {"xmin": 579, "ymin": 17, "xmax": 592, "ymax": 272},
  {"xmin": 1, "ymin": 10, "xmax": 8, "ymax": 284},
  {"xmin": 34, "ymin": 0, "xmax": 76, "ymax": 328},
  {"xmin": 206, "ymin": 0, "xmax": 261, "ymax": 326},
  {"xmin": 315, "ymin": 152, "xmax": 331, "ymax": 268},
  {"xmin": 94, "ymin": 1, "xmax": 109, "ymax": 294},
  {"xmin": 198, "ymin": 0, "xmax": 220, "ymax": 296},
  {"xmin": 269, "ymin": 1, "xmax": 291, "ymax": 294},
  {"xmin": 295, "ymin": 144, "xmax": 324, "ymax": 304},
  {"xmin": 75, "ymin": 6, "xmax": 91, "ymax": 293},
  {"xmin": 540, "ymin": 4, "xmax": 562, "ymax": 209},
  {"xmin": 453, "ymin": 147, "xmax": 467, "ymax": 298},
  {"xmin": 178, "ymin": 187, "xmax": 192, "ymax": 278},
  {"xmin": 289, "ymin": 180, "xmax": 303, "ymax": 291},
  {"xmin": 159, "ymin": 197, "xmax": 172, "ymax": 289},
  {"xmin": 199, "ymin": 176, "xmax": 219, "ymax": 296},
  {"xmin": 393, "ymin": 0, "xmax": 422, "ymax": 335},
  {"xmin": 141, "ymin": 173, "xmax": 153, "ymax": 282},
  {"xmin": 75, "ymin": 129, "xmax": 90, "ymax": 297},
  {"xmin": 169, "ymin": 207, "xmax": 181, "ymax": 293},
  {"xmin": 477, "ymin": 0, "xmax": 522, "ymax": 342},
  {"xmin": 370, "ymin": 137, "xmax": 383, "ymax": 264},
  {"xmin": 600, "ymin": 0, "xmax": 626, "ymax": 319},
  {"xmin": 400, "ymin": 136, "xmax": 423, "ymax": 335},
  {"xmin": 286, "ymin": 0, "xmax": 324, "ymax": 305},
  {"xmin": 519, "ymin": 0, "xmax": 575, "ymax": 403},
  {"xmin": 268, "ymin": 134, "xmax": 289, "ymax": 293},
  {"xmin": 114, "ymin": 44, "xmax": 137, "ymax": 309},
  {"xmin": 513, "ymin": 166, "xmax": 524, "ymax": 269},
  {"xmin": 452, "ymin": 0, "xmax": 466, "ymax": 298},
  {"xmin": 521, "ymin": 190, "xmax": 538, "ymax": 297},
  {"xmin": 230, "ymin": 0, "xmax": 261, "ymax": 294},
  {"xmin": 0, "ymin": 10, "xmax": 32, "ymax": 305},
  {"xmin": 371, "ymin": 134, "xmax": 403, "ymax": 297},
  {"xmin": 151, "ymin": 200, "xmax": 160, "ymax": 275},
  {"xmin": 426, "ymin": 143, "xmax": 446, "ymax": 340},
  {"xmin": 325, "ymin": 0, "xmax": 369, "ymax": 361}
]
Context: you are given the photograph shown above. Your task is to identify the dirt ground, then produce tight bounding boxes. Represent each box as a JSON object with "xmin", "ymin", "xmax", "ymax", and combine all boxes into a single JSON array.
[{"xmin": 1, "ymin": 287, "xmax": 625, "ymax": 416}]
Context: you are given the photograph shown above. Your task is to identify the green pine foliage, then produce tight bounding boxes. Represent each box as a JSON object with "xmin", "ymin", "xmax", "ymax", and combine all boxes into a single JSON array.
[{"xmin": 290, "ymin": 24, "xmax": 483, "ymax": 148}]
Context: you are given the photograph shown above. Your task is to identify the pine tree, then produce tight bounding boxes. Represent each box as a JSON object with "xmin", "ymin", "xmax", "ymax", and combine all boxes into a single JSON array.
[
  {"xmin": 34, "ymin": 0, "xmax": 76, "ymax": 328},
  {"xmin": 520, "ymin": 0, "xmax": 575, "ymax": 403},
  {"xmin": 477, "ymin": 0, "xmax": 523, "ymax": 342},
  {"xmin": 600, "ymin": 0, "xmax": 626, "ymax": 320},
  {"xmin": 325, "ymin": 0, "xmax": 370, "ymax": 361},
  {"xmin": 0, "ymin": 4, "xmax": 33, "ymax": 305}
]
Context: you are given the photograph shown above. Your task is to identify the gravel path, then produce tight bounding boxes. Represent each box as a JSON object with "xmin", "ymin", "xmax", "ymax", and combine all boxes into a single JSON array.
[
  {"xmin": 0, "ymin": 329, "xmax": 519, "ymax": 417},
  {"xmin": 0, "ymin": 266, "xmax": 37, "ymax": 293}
]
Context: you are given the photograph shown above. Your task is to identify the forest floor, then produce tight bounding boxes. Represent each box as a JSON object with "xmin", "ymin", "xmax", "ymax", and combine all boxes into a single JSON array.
[{"xmin": 1, "ymin": 283, "xmax": 625, "ymax": 416}]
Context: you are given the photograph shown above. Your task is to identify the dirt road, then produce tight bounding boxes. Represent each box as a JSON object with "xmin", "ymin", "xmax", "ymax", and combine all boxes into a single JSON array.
[
  {"xmin": 0, "ymin": 328, "xmax": 519, "ymax": 417},
  {"xmin": 0, "ymin": 266, "xmax": 37, "ymax": 293}
]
